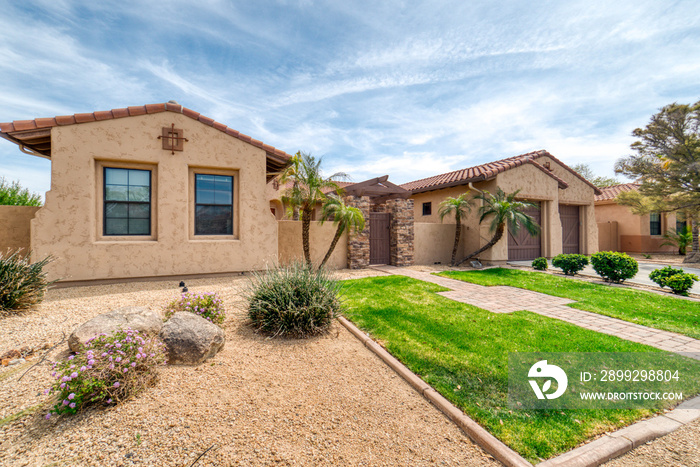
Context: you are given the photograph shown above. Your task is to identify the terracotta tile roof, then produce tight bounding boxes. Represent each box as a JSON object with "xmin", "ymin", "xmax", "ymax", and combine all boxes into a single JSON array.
[
  {"xmin": 400, "ymin": 150, "xmax": 603, "ymax": 195},
  {"xmin": 594, "ymin": 183, "xmax": 640, "ymax": 202},
  {"xmin": 0, "ymin": 102, "xmax": 292, "ymax": 163}
]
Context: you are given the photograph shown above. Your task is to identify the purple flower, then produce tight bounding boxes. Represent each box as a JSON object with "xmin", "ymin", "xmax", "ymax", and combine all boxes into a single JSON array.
[
  {"xmin": 68, "ymin": 355, "xmax": 75, "ymax": 361},
  {"xmin": 70, "ymin": 372, "xmax": 78, "ymax": 379},
  {"xmin": 131, "ymin": 362, "xmax": 136, "ymax": 367},
  {"xmin": 88, "ymin": 359, "xmax": 95, "ymax": 366},
  {"xmin": 115, "ymin": 356, "xmax": 122, "ymax": 362},
  {"xmin": 123, "ymin": 368, "xmax": 129, "ymax": 373},
  {"xmin": 62, "ymin": 400, "xmax": 69, "ymax": 406},
  {"xmin": 45, "ymin": 413, "xmax": 51, "ymax": 420},
  {"xmin": 115, "ymin": 343, "xmax": 121, "ymax": 348},
  {"xmin": 69, "ymin": 403, "xmax": 76, "ymax": 409},
  {"xmin": 80, "ymin": 366, "xmax": 87, "ymax": 372},
  {"xmin": 60, "ymin": 383, "xmax": 66, "ymax": 389},
  {"xmin": 68, "ymin": 393, "xmax": 75, "ymax": 400},
  {"xmin": 62, "ymin": 376, "xmax": 70, "ymax": 382},
  {"xmin": 44, "ymin": 388, "xmax": 50, "ymax": 395},
  {"xmin": 106, "ymin": 398, "xmax": 112, "ymax": 404}
]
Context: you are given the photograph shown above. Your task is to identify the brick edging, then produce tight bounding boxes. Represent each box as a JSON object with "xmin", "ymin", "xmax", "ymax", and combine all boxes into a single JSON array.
[{"xmin": 337, "ymin": 316, "xmax": 532, "ymax": 467}]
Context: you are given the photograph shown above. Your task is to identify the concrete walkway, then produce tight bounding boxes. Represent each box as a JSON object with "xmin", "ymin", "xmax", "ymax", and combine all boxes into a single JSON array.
[
  {"xmin": 377, "ymin": 266, "xmax": 700, "ymax": 358},
  {"xmin": 508, "ymin": 260, "xmax": 700, "ymax": 295}
]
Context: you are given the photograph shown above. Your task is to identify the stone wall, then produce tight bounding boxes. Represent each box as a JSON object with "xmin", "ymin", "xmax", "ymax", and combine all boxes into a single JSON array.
[
  {"xmin": 387, "ymin": 198, "xmax": 414, "ymax": 266},
  {"xmin": 346, "ymin": 195, "xmax": 370, "ymax": 269}
]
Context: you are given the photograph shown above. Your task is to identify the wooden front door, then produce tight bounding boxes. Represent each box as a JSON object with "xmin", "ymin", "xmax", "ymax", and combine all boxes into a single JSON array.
[
  {"xmin": 507, "ymin": 202, "xmax": 541, "ymax": 260},
  {"xmin": 370, "ymin": 212, "xmax": 391, "ymax": 265},
  {"xmin": 560, "ymin": 204, "xmax": 581, "ymax": 254}
]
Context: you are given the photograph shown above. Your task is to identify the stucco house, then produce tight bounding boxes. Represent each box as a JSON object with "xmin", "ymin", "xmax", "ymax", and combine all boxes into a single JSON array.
[
  {"xmin": 595, "ymin": 183, "xmax": 686, "ymax": 253},
  {"xmin": 400, "ymin": 150, "xmax": 601, "ymax": 264},
  {"xmin": 0, "ymin": 102, "xmax": 291, "ymax": 283}
]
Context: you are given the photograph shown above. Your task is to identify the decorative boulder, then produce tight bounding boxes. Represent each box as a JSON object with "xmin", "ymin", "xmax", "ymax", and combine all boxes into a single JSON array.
[
  {"xmin": 159, "ymin": 312, "xmax": 225, "ymax": 365},
  {"xmin": 68, "ymin": 306, "xmax": 163, "ymax": 352}
]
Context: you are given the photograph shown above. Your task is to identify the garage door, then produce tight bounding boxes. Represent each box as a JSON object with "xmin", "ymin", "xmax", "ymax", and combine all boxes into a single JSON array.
[
  {"xmin": 560, "ymin": 205, "xmax": 580, "ymax": 254},
  {"xmin": 507, "ymin": 202, "xmax": 541, "ymax": 260}
]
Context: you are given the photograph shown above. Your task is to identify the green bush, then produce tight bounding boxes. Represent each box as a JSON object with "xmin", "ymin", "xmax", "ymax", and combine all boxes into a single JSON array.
[
  {"xmin": 46, "ymin": 329, "xmax": 166, "ymax": 417},
  {"xmin": 551, "ymin": 254, "xmax": 589, "ymax": 275},
  {"xmin": 649, "ymin": 266, "xmax": 685, "ymax": 289},
  {"xmin": 531, "ymin": 257, "xmax": 548, "ymax": 271},
  {"xmin": 664, "ymin": 273, "xmax": 698, "ymax": 296},
  {"xmin": 246, "ymin": 263, "xmax": 341, "ymax": 338},
  {"xmin": 590, "ymin": 251, "xmax": 638, "ymax": 283},
  {"xmin": 166, "ymin": 291, "xmax": 225, "ymax": 325},
  {"xmin": 0, "ymin": 178, "xmax": 42, "ymax": 206},
  {"xmin": 0, "ymin": 250, "xmax": 55, "ymax": 313}
]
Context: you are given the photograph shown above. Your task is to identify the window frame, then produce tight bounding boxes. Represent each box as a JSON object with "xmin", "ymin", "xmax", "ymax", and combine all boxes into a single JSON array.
[
  {"xmin": 422, "ymin": 202, "xmax": 432, "ymax": 216},
  {"xmin": 194, "ymin": 173, "xmax": 234, "ymax": 236},
  {"xmin": 102, "ymin": 167, "xmax": 152, "ymax": 237},
  {"xmin": 649, "ymin": 212, "xmax": 662, "ymax": 236},
  {"xmin": 188, "ymin": 167, "xmax": 239, "ymax": 241}
]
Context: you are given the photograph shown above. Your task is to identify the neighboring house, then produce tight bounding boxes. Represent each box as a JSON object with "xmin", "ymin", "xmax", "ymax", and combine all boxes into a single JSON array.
[
  {"xmin": 595, "ymin": 183, "xmax": 685, "ymax": 253},
  {"xmin": 0, "ymin": 102, "xmax": 290, "ymax": 283},
  {"xmin": 400, "ymin": 150, "xmax": 601, "ymax": 264}
]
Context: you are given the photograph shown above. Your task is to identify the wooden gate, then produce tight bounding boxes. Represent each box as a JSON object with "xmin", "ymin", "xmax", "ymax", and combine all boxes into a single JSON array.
[
  {"xmin": 370, "ymin": 212, "xmax": 391, "ymax": 265},
  {"xmin": 560, "ymin": 205, "xmax": 580, "ymax": 254},
  {"xmin": 507, "ymin": 202, "xmax": 541, "ymax": 260}
]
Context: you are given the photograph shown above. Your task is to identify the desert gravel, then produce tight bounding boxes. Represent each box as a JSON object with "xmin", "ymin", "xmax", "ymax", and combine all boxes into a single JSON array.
[{"xmin": 0, "ymin": 269, "xmax": 498, "ymax": 466}]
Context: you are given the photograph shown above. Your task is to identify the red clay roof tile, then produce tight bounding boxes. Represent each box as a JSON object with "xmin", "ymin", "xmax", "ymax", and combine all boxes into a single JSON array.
[
  {"xmin": 127, "ymin": 106, "xmax": 147, "ymax": 116},
  {"xmin": 54, "ymin": 115, "xmax": 76, "ymax": 125},
  {"xmin": 182, "ymin": 108, "xmax": 200, "ymax": 119},
  {"xmin": 197, "ymin": 115, "xmax": 215, "ymax": 126},
  {"xmin": 34, "ymin": 118, "xmax": 57, "ymax": 127},
  {"xmin": 111, "ymin": 108, "xmax": 129, "ymax": 119},
  {"xmin": 93, "ymin": 111, "xmax": 113, "ymax": 121},
  {"xmin": 145, "ymin": 103, "xmax": 166, "ymax": 113},
  {"xmin": 73, "ymin": 113, "xmax": 96, "ymax": 124},
  {"xmin": 11, "ymin": 120, "xmax": 38, "ymax": 131},
  {"xmin": 594, "ymin": 183, "xmax": 639, "ymax": 202}
]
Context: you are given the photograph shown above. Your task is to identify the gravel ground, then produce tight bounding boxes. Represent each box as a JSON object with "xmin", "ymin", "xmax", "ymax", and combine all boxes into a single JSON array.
[
  {"xmin": 0, "ymin": 269, "xmax": 498, "ymax": 467},
  {"xmin": 604, "ymin": 418, "xmax": 700, "ymax": 466}
]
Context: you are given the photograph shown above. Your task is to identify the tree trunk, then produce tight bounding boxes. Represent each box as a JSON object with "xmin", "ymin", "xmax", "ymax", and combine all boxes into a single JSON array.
[
  {"xmin": 451, "ymin": 218, "xmax": 461, "ymax": 266},
  {"xmin": 456, "ymin": 223, "xmax": 505, "ymax": 266},
  {"xmin": 302, "ymin": 206, "xmax": 313, "ymax": 268},
  {"xmin": 683, "ymin": 215, "xmax": 700, "ymax": 263},
  {"xmin": 320, "ymin": 225, "xmax": 344, "ymax": 269}
]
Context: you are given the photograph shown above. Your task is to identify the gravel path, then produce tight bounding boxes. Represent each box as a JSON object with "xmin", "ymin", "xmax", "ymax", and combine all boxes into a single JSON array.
[{"xmin": 0, "ymin": 270, "xmax": 498, "ymax": 466}]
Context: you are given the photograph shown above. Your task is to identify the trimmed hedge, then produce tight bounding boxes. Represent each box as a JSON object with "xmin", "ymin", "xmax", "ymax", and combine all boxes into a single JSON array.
[
  {"xmin": 665, "ymin": 273, "xmax": 699, "ymax": 296},
  {"xmin": 590, "ymin": 251, "xmax": 638, "ymax": 283},
  {"xmin": 551, "ymin": 254, "xmax": 589, "ymax": 275},
  {"xmin": 649, "ymin": 266, "xmax": 684, "ymax": 289},
  {"xmin": 532, "ymin": 257, "xmax": 548, "ymax": 271}
]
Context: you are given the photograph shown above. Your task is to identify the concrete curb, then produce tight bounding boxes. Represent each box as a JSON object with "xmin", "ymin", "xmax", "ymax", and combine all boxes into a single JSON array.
[
  {"xmin": 337, "ymin": 316, "xmax": 533, "ymax": 467},
  {"xmin": 537, "ymin": 396, "xmax": 700, "ymax": 466}
]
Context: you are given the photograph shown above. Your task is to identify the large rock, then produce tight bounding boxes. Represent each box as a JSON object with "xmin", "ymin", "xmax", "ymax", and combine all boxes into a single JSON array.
[
  {"xmin": 69, "ymin": 306, "xmax": 163, "ymax": 352},
  {"xmin": 159, "ymin": 312, "xmax": 225, "ymax": 365}
]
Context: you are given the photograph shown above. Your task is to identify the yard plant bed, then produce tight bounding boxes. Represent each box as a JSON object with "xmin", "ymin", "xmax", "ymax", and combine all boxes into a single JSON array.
[
  {"xmin": 438, "ymin": 268, "xmax": 700, "ymax": 340},
  {"xmin": 340, "ymin": 275, "xmax": 700, "ymax": 463}
]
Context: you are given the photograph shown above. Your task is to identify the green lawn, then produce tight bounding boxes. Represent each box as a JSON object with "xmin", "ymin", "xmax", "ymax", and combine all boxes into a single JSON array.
[
  {"xmin": 340, "ymin": 275, "xmax": 699, "ymax": 463},
  {"xmin": 436, "ymin": 268, "xmax": 700, "ymax": 340}
]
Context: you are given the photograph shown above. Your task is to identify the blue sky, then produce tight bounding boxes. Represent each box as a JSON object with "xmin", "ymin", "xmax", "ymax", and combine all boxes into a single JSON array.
[{"xmin": 1, "ymin": 0, "xmax": 699, "ymax": 196}]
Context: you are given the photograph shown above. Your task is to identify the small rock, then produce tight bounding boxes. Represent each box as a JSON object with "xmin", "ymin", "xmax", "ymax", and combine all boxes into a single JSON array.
[
  {"xmin": 159, "ymin": 312, "xmax": 225, "ymax": 365},
  {"xmin": 69, "ymin": 306, "xmax": 163, "ymax": 352},
  {"xmin": 9, "ymin": 358, "xmax": 25, "ymax": 366}
]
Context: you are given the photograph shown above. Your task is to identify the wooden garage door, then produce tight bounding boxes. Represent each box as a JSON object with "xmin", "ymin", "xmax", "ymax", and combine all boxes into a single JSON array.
[
  {"xmin": 560, "ymin": 205, "xmax": 580, "ymax": 254},
  {"xmin": 507, "ymin": 202, "xmax": 541, "ymax": 260},
  {"xmin": 370, "ymin": 212, "xmax": 391, "ymax": 265}
]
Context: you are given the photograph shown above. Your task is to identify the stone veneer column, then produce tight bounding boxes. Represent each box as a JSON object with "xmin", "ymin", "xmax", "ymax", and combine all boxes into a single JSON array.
[
  {"xmin": 346, "ymin": 195, "xmax": 370, "ymax": 269},
  {"xmin": 387, "ymin": 198, "xmax": 415, "ymax": 267}
]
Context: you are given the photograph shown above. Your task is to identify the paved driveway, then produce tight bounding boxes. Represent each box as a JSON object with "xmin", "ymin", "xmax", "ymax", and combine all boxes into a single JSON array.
[{"xmin": 508, "ymin": 260, "xmax": 700, "ymax": 295}]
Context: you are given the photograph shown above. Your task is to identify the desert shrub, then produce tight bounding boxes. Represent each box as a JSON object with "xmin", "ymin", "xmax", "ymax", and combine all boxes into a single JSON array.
[
  {"xmin": 0, "ymin": 250, "xmax": 55, "ymax": 313},
  {"xmin": 166, "ymin": 291, "xmax": 225, "ymax": 325},
  {"xmin": 532, "ymin": 257, "xmax": 548, "ymax": 271},
  {"xmin": 247, "ymin": 262, "xmax": 341, "ymax": 338},
  {"xmin": 0, "ymin": 178, "xmax": 42, "ymax": 206},
  {"xmin": 551, "ymin": 254, "xmax": 589, "ymax": 275},
  {"xmin": 46, "ymin": 329, "xmax": 166, "ymax": 417},
  {"xmin": 664, "ymin": 273, "xmax": 699, "ymax": 296},
  {"xmin": 590, "ymin": 251, "xmax": 638, "ymax": 283},
  {"xmin": 649, "ymin": 266, "xmax": 685, "ymax": 289}
]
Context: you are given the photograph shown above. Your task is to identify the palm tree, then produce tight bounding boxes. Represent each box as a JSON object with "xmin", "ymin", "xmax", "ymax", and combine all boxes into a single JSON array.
[
  {"xmin": 438, "ymin": 193, "xmax": 473, "ymax": 266},
  {"xmin": 319, "ymin": 196, "xmax": 365, "ymax": 268},
  {"xmin": 279, "ymin": 152, "xmax": 347, "ymax": 268},
  {"xmin": 279, "ymin": 152, "xmax": 303, "ymax": 220},
  {"xmin": 662, "ymin": 224, "xmax": 693, "ymax": 255},
  {"xmin": 456, "ymin": 188, "xmax": 540, "ymax": 265}
]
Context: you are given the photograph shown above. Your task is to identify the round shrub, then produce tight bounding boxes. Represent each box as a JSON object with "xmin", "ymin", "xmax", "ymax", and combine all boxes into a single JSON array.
[
  {"xmin": 532, "ymin": 257, "xmax": 548, "ymax": 271},
  {"xmin": 166, "ymin": 291, "xmax": 225, "ymax": 325},
  {"xmin": 46, "ymin": 329, "xmax": 166, "ymax": 417},
  {"xmin": 551, "ymin": 254, "xmax": 589, "ymax": 275},
  {"xmin": 0, "ymin": 250, "xmax": 55, "ymax": 313},
  {"xmin": 247, "ymin": 263, "xmax": 341, "ymax": 338},
  {"xmin": 590, "ymin": 251, "xmax": 638, "ymax": 283},
  {"xmin": 649, "ymin": 266, "xmax": 685, "ymax": 289},
  {"xmin": 664, "ymin": 273, "xmax": 698, "ymax": 296}
]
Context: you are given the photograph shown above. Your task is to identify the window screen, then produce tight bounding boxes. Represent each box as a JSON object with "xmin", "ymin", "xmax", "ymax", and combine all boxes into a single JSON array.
[
  {"xmin": 195, "ymin": 174, "xmax": 233, "ymax": 235},
  {"xmin": 104, "ymin": 168, "xmax": 151, "ymax": 236},
  {"xmin": 649, "ymin": 212, "xmax": 661, "ymax": 236}
]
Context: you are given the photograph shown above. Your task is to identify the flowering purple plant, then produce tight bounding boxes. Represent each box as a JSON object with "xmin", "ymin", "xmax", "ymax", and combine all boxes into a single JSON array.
[
  {"xmin": 45, "ymin": 328, "xmax": 166, "ymax": 416},
  {"xmin": 165, "ymin": 291, "xmax": 225, "ymax": 325}
]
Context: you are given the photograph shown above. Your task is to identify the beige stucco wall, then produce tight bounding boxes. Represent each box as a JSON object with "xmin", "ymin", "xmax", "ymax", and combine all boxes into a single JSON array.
[
  {"xmin": 32, "ymin": 113, "xmax": 279, "ymax": 282},
  {"xmin": 277, "ymin": 220, "xmax": 348, "ymax": 269},
  {"xmin": 595, "ymin": 202, "xmax": 677, "ymax": 253},
  {"xmin": 414, "ymin": 223, "xmax": 468, "ymax": 265},
  {"xmin": 409, "ymin": 158, "xmax": 598, "ymax": 263},
  {"xmin": 0, "ymin": 205, "xmax": 40, "ymax": 255}
]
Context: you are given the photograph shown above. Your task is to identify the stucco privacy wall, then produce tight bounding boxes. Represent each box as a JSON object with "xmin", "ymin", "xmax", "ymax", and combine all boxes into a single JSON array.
[
  {"xmin": 277, "ymin": 221, "xmax": 348, "ymax": 269},
  {"xmin": 31, "ymin": 112, "xmax": 278, "ymax": 282},
  {"xmin": 595, "ymin": 203, "xmax": 677, "ymax": 253},
  {"xmin": 0, "ymin": 206, "xmax": 40, "ymax": 255},
  {"xmin": 414, "ymin": 223, "xmax": 467, "ymax": 265}
]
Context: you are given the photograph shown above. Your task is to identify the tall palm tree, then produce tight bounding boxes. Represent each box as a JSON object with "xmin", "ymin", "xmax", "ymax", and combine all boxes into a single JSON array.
[
  {"xmin": 438, "ymin": 193, "xmax": 473, "ymax": 266},
  {"xmin": 279, "ymin": 152, "xmax": 348, "ymax": 268},
  {"xmin": 319, "ymin": 196, "xmax": 365, "ymax": 268},
  {"xmin": 457, "ymin": 188, "xmax": 540, "ymax": 266},
  {"xmin": 279, "ymin": 151, "xmax": 303, "ymax": 220}
]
